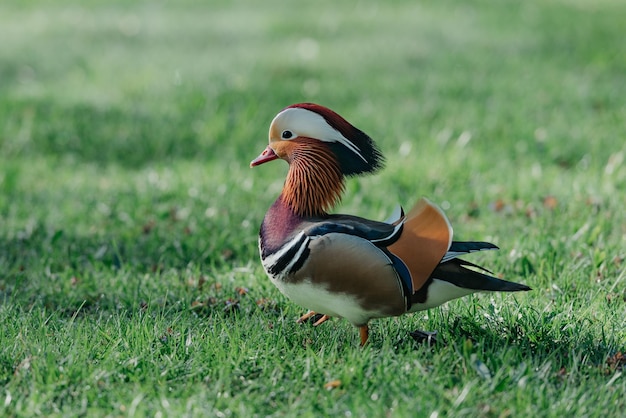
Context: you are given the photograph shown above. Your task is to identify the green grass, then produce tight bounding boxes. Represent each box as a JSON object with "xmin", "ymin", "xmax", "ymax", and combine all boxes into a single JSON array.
[{"xmin": 1, "ymin": 0, "xmax": 625, "ymax": 416}]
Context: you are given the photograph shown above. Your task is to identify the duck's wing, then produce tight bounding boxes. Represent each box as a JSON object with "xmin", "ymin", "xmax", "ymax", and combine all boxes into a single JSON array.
[{"xmin": 304, "ymin": 213, "xmax": 404, "ymax": 247}]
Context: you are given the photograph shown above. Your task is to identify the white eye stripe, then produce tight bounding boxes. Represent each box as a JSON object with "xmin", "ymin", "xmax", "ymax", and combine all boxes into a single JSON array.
[{"xmin": 272, "ymin": 108, "xmax": 367, "ymax": 162}]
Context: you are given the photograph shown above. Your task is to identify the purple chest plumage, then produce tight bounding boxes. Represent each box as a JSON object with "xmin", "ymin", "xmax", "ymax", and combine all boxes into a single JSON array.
[{"xmin": 259, "ymin": 197, "xmax": 305, "ymax": 257}]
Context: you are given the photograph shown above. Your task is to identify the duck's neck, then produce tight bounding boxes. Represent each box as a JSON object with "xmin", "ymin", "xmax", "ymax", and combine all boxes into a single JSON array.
[{"xmin": 281, "ymin": 142, "xmax": 345, "ymax": 218}]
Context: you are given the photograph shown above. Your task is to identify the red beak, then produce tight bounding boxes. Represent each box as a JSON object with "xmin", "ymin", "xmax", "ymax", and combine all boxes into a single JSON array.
[{"xmin": 250, "ymin": 145, "xmax": 279, "ymax": 167}]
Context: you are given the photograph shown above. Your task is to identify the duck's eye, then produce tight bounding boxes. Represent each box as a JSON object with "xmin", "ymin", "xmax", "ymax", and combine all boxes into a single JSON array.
[{"xmin": 281, "ymin": 130, "xmax": 294, "ymax": 139}]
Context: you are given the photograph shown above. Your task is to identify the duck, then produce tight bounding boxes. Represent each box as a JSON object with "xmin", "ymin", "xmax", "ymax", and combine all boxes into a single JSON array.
[{"xmin": 250, "ymin": 103, "xmax": 530, "ymax": 346}]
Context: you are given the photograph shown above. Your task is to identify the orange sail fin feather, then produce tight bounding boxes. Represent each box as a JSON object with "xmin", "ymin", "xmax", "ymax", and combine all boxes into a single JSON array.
[{"xmin": 388, "ymin": 198, "xmax": 452, "ymax": 293}]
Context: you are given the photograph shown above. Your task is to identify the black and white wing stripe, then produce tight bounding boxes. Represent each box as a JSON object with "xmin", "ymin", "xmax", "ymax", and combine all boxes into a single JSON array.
[{"xmin": 262, "ymin": 231, "xmax": 311, "ymax": 277}]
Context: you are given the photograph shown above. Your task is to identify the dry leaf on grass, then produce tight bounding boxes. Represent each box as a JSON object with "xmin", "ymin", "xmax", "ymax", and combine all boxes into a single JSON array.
[
  {"xmin": 606, "ymin": 352, "xmax": 626, "ymax": 372},
  {"xmin": 324, "ymin": 380, "xmax": 341, "ymax": 390}
]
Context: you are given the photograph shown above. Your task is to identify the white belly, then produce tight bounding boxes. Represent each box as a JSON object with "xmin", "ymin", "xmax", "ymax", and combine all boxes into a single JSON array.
[{"xmin": 270, "ymin": 277, "xmax": 374, "ymax": 326}]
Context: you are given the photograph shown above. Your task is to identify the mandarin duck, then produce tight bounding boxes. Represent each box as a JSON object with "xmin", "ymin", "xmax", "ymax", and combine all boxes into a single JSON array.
[{"xmin": 251, "ymin": 103, "xmax": 530, "ymax": 346}]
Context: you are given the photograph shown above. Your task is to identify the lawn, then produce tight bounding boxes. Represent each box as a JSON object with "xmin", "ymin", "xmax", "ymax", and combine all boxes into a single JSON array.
[{"xmin": 1, "ymin": 0, "xmax": 625, "ymax": 416}]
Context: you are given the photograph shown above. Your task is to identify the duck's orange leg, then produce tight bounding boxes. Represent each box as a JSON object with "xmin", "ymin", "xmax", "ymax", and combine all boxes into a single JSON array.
[
  {"xmin": 312, "ymin": 315, "xmax": 330, "ymax": 326},
  {"xmin": 296, "ymin": 310, "xmax": 317, "ymax": 323},
  {"xmin": 359, "ymin": 325, "xmax": 369, "ymax": 346},
  {"xmin": 297, "ymin": 311, "xmax": 331, "ymax": 326}
]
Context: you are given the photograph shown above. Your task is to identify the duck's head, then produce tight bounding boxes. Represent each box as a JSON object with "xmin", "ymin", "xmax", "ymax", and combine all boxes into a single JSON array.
[
  {"xmin": 251, "ymin": 103, "xmax": 385, "ymax": 217},
  {"xmin": 251, "ymin": 103, "xmax": 384, "ymax": 174}
]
